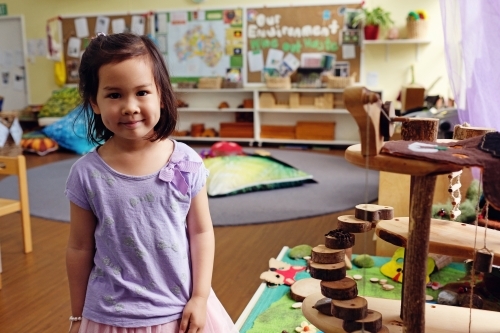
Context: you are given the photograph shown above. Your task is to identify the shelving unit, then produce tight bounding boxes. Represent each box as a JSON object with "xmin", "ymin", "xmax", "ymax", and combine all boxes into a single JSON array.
[
  {"xmin": 172, "ymin": 87, "xmax": 360, "ymax": 147},
  {"xmin": 363, "ymin": 39, "xmax": 431, "ymax": 61}
]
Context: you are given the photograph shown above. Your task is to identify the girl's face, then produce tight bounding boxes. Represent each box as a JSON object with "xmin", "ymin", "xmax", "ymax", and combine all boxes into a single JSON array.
[{"xmin": 91, "ymin": 57, "xmax": 162, "ymax": 142}]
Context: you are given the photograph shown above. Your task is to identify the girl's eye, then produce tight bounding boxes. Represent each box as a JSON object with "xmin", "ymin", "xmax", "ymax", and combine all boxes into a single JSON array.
[
  {"xmin": 107, "ymin": 93, "xmax": 120, "ymax": 99},
  {"xmin": 137, "ymin": 91, "xmax": 149, "ymax": 96}
]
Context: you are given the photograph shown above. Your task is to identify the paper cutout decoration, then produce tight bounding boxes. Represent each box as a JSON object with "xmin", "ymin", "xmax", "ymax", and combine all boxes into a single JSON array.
[{"xmin": 380, "ymin": 247, "xmax": 435, "ymax": 283}]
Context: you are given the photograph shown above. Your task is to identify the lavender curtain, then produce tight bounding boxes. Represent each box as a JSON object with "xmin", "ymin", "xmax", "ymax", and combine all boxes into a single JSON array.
[{"xmin": 440, "ymin": 0, "xmax": 500, "ymax": 130}]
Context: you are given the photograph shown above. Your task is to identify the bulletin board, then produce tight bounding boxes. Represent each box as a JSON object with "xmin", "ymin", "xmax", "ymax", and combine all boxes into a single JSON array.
[
  {"xmin": 153, "ymin": 8, "xmax": 244, "ymax": 83},
  {"xmin": 246, "ymin": 2, "xmax": 362, "ymax": 84},
  {"xmin": 59, "ymin": 13, "xmax": 152, "ymax": 84}
]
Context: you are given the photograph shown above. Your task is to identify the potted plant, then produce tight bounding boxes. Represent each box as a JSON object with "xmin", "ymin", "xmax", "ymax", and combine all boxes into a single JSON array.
[{"xmin": 352, "ymin": 7, "xmax": 394, "ymax": 40}]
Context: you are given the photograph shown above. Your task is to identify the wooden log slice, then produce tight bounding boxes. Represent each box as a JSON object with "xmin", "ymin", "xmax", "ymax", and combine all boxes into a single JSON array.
[
  {"xmin": 321, "ymin": 277, "xmax": 358, "ymax": 300},
  {"xmin": 400, "ymin": 117, "xmax": 439, "ymax": 141},
  {"xmin": 453, "ymin": 124, "xmax": 495, "ymax": 140},
  {"xmin": 290, "ymin": 278, "xmax": 321, "ymax": 302},
  {"xmin": 309, "ymin": 261, "xmax": 346, "ymax": 281},
  {"xmin": 313, "ymin": 297, "xmax": 333, "ymax": 316},
  {"xmin": 331, "ymin": 296, "xmax": 367, "ymax": 321},
  {"xmin": 342, "ymin": 309, "xmax": 383, "ymax": 332},
  {"xmin": 354, "ymin": 204, "xmax": 394, "ymax": 222},
  {"xmin": 325, "ymin": 229, "xmax": 355, "ymax": 249},
  {"xmin": 311, "ymin": 245, "xmax": 345, "ymax": 264},
  {"xmin": 338, "ymin": 215, "xmax": 374, "ymax": 233}
]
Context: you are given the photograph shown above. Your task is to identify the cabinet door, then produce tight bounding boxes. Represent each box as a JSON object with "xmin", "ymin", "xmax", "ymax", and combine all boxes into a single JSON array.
[{"xmin": 0, "ymin": 16, "xmax": 29, "ymax": 111}]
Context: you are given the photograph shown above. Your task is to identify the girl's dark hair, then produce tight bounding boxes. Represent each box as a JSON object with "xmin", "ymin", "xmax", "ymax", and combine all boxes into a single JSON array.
[{"xmin": 78, "ymin": 33, "xmax": 177, "ymax": 144}]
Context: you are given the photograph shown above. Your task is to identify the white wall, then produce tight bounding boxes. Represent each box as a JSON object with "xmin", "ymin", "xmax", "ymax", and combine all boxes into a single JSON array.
[{"xmin": 3, "ymin": 0, "xmax": 449, "ymax": 106}]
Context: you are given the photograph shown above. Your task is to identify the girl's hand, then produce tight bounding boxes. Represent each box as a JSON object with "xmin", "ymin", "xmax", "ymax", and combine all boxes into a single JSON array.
[
  {"xmin": 68, "ymin": 321, "xmax": 81, "ymax": 333},
  {"xmin": 179, "ymin": 296, "xmax": 207, "ymax": 333}
]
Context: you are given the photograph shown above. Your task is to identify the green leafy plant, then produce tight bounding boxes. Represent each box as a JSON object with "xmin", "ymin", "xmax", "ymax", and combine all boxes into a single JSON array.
[{"xmin": 352, "ymin": 7, "xmax": 394, "ymax": 29}]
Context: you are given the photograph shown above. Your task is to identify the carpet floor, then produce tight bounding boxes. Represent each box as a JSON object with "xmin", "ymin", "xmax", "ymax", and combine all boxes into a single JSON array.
[{"xmin": 0, "ymin": 148, "xmax": 379, "ymax": 226}]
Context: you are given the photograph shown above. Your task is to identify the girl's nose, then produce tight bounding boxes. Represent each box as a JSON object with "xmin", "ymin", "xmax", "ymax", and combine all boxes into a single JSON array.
[{"xmin": 121, "ymin": 98, "xmax": 140, "ymax": 115}]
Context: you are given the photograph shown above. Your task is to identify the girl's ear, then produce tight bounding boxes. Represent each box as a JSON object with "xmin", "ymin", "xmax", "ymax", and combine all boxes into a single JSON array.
[{"xmin": 90, "ymin": 98, "xmax": 101, "ymax": 115}]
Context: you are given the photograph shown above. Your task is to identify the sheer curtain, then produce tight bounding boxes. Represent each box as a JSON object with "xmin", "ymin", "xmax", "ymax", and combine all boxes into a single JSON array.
[{"xmin": 440, "ymin": 0, "xmax": 500, "ymax": 130}]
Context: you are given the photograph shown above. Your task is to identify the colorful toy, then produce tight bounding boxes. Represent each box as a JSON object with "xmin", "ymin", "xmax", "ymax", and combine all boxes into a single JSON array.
[
  {"xmin": 380, "ymin": 247, "xmax": 435, "ymax": 283},
  {"xmin": 260, "ymin": 258, "xmax": 306, "ymax": 286},
  {"xmin": 209, "ymin": 141, "xmax": 244, "ymax": 157}
]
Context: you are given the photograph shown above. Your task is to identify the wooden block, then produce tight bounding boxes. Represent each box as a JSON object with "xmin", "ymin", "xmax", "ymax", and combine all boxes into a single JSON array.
[
  {"xmin": 260, "ymin": 125, "xmax": 296, "ymax": 139},
  {"xmin": 259, "ymin": 93, "xmax": 276, "ymax": 108},
  {"xmin": 338, "ymin": 215, "xmax": 374, "ymax": 233},
  {"xmin": 300, "ymin": 94, "xmax": 316, "ymax": 106},
  {"xmin": 296, "ymin": 121, "xmax": 335, "ymax": 140},
  {"xmin": 289, "ymin": 93, "xmax": 300, "ymax": 108},
  {"xmin": 311, "ymin": 245, "xmax": 345, "ymax": 264},
  {"xmin": 354, "ymin": 204, "xmax": 394, "ymax": 222},
  {"xmin": 401, "ymin": 85, "xmax": 425, "ymax": 113},
  {"xmin": 321, "ymin": 278, "xmax": 358, "ymax": 300},
  {"xmin": 331, "ymin": 297, "xmax": 368, "ymax": 321},
  {"xmin": 219, "ymin": 122, "xmax": 254, "ymax": 138},
  {"xmin": 309, "ymin": 261, "xmax": 346, "ymax": 281},
  {"xmin": 342, "ymin": 309, "xmax": 383, "ymax": 333},
  {"xmin": 325, "ymin": 229, "xmax": 355, "ymax": 249},
  {"xmin": 290, "ymin": 277, "xmax": 321, "ymax": 302}
]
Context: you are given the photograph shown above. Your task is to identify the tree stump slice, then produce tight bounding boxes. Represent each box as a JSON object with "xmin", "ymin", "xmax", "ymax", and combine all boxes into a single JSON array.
[
  {"xmin": 453, "ymin": 124, "xmax": 495, "ymax": 140},
  {"xmin": 342, "ymin": 309, "xmax": 383, "ymax": 333},
  {"xmin": 313, "ymin": 297, "xmax": 333, "ymax": 316},
  {"xmin": 338, "ymin": 215, "xmax": 374, "ymax": 233},
  {"xmin": 309, "ymin": 262, "xmax": 346, "ymax": 281},
  {"xmin": 331, "ymin": 297, "xmax": 368, "ymax": 321},
  {"xmin": 325, "ymin": 229, "xmax": 355, "ymax": 249},
  {"xmin": 290, "ymin": 278, "xmax": 322, "ymax": 302},
  {"xmin": 321, "ymin": 277, "xmax": 358, "ymax": 300},
  {"xmin": 354, "ymin": 204, "xmax": 394, "ymax": 222},
  {"xmin": 400, "ymin": 118, "xmax": 439, "ymax": 141},
  {"xmin": 311, "ymin": 245, "xmax": 345, "ymax": 264}
]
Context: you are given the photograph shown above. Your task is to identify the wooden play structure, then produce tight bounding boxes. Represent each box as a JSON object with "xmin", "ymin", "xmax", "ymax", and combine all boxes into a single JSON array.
[{"xmin": 302, "ymin": 86, "xmax": 500, "ymax": 332}]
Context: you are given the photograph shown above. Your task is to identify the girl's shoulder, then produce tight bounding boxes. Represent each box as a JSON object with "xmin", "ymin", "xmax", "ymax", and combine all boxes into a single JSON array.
[{"xmin": 172, "ymin": 140, "xmax": 203, "ymax": 163}]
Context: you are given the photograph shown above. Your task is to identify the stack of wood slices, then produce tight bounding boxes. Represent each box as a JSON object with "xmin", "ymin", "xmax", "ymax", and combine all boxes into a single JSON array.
[{"xmin": 302, "ymin": 204, "xmax": 394, "ymax": 333}]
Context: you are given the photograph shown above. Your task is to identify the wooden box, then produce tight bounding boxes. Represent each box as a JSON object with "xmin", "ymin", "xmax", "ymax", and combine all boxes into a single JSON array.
[
  {"xmin": 219, "ymin": 122, "xmax": 254, "ymax": 138},
  {"xmin": 265, "ymin": 76, "xmax": 291, "ymax": 89},
  {"xmin": 260, "ymin": 125, "xmax": 296, "ymax": 139},
  {"xmin": 400, "ymin": 85, "xmax": 425, "ymax": 113},
  {"xmin": 295, "ymin": 121, "xmax": 335, "ymax": 140}
]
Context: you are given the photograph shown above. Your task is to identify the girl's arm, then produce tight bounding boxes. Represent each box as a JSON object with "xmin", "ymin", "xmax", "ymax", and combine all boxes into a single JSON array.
[
  {"xmin": 181, "ymin": 184, "xmax": 215, "ymax": 332},
  {"xmin": 66, "ymin": 202, "xmax": 97, "ymax": 330}
]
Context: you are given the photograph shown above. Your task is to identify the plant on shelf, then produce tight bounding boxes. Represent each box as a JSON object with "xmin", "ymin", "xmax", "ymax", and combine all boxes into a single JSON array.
[{"xmin": 352, "ymin": 6, "xmax": 394, "ymax": 40}]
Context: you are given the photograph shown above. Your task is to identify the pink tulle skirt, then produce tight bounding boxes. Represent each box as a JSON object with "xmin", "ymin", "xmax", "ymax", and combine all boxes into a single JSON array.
[{"xmin": 78, "ymin": 290, "xmax": 239, "ymax": 333}]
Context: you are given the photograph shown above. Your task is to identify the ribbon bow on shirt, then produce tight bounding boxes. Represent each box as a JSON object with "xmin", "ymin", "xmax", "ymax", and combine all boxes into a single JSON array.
[{"xmin": 158, "ymin": 150, "xmax": 201, "ymax": 195}]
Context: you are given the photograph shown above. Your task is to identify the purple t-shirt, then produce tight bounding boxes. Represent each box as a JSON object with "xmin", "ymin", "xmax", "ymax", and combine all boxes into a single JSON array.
[{"xmin": 65, "ymin": 140, "xmax": 208, "ymax": 327}]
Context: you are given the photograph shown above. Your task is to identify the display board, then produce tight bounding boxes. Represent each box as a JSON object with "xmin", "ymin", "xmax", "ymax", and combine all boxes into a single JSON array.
[
  {"xmin": 154, "ymin": 9, "xmax": 244, "ymax": 83},
  {"xmin": 245, "ymin": 3, "xmax": 362, "ymax": 84},
  {"xmin": 59, "ymin": 13, "xmax": 152, "ymax": 84},
  {"xmin": 0, "ymin": 16, "xmax": 29, "ymax": 110}
]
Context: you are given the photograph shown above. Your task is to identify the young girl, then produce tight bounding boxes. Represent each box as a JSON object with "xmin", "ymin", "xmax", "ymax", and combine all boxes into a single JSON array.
[{"xmin": 65, "ymin": 33, "xmax": 239, "ymax": 333}]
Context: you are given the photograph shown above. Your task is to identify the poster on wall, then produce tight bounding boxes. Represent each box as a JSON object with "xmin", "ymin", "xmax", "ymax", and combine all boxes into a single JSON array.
[
  {"xmin": 156, "ymin": 9, "xmax": 244, "ymax": 82},
  {"xmin": 245, "ymin": 3, "xmax": 362, "ymax": 84}
]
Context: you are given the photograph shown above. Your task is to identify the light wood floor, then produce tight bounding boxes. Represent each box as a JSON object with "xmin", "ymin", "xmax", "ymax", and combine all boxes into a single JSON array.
[{"xmin": 0, "ymin": 148, "xmax": 376, "ymax": 332}]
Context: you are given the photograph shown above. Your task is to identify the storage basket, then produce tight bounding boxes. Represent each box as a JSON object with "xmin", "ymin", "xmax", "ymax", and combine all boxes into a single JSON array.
[
  {"xmin": 0, "ymin": 111, "xmax": 23, "ymax": 156},
  {"xmin": 197, "ymin": 77, "xmax": 223, "ymax": 89},
  {"xmin": 406, "ymin": 19, "xmax": 427, "ymax": 39},
  {"xmin": 265, "ymin": 76, "xmax": 291, "ymax": 90},
  {"xmin": 326, "ymin": 73, "xmax": 356, "ymax": 89}
]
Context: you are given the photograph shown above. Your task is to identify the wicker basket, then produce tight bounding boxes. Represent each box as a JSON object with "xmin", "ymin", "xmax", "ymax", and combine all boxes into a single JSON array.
[
  {"xmin": 0, "ymin": 111, "xmax": 23, "ymax": 156},
  {"xmin": 265, "ymin": 76, "xmax": 291, "ymax": 90},
  {"xmin": 326, "ymin": 73, "xmax": 356, "ymax": 89},
  {"xmin": 406, "ymin": 19, "xmax": 427, "ymax": 39},
  {"xmin": 197, "ymin": 77, "xmax": 223, "ymax": 89}
]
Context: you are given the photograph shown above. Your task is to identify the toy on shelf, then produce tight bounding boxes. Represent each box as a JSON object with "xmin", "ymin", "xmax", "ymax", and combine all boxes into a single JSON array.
[{"xmin": 406, "ymin": 10, "xmax": 428, "ymax": 39}]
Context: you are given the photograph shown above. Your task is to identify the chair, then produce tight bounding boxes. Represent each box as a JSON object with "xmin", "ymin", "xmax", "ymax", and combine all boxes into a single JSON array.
[{"xmin": 0, "ymin": 155, "xmax": 32, "ymax": 254}]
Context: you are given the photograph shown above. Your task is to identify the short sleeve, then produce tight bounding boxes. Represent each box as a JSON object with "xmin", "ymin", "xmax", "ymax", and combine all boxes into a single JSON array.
[
  {"xmin": 190, "ymin": 163, "xmax": 209, "ymax": 198},
  {"xmin": 65, "ymin": 158, "xmax": 92, "ymax": 211}
]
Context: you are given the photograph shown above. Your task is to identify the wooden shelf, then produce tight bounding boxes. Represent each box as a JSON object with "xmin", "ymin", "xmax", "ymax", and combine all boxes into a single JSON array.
[
  {"xmin": 363, "ymin": 39, "xmax": 431, "ymax": 61},
  {"xmin": 177, "ymin": 108, "xmax": 253, "ymax": 112},
  {"xmin": 258, "ymin": 108, "xmax": 349, "ymax": 114}
]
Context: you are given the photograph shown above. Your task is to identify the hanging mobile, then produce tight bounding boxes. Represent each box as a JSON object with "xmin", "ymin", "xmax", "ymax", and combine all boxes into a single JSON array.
[{"xmin": 473, "ymin": 201, "xmax": 494, "ymax": 273}]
